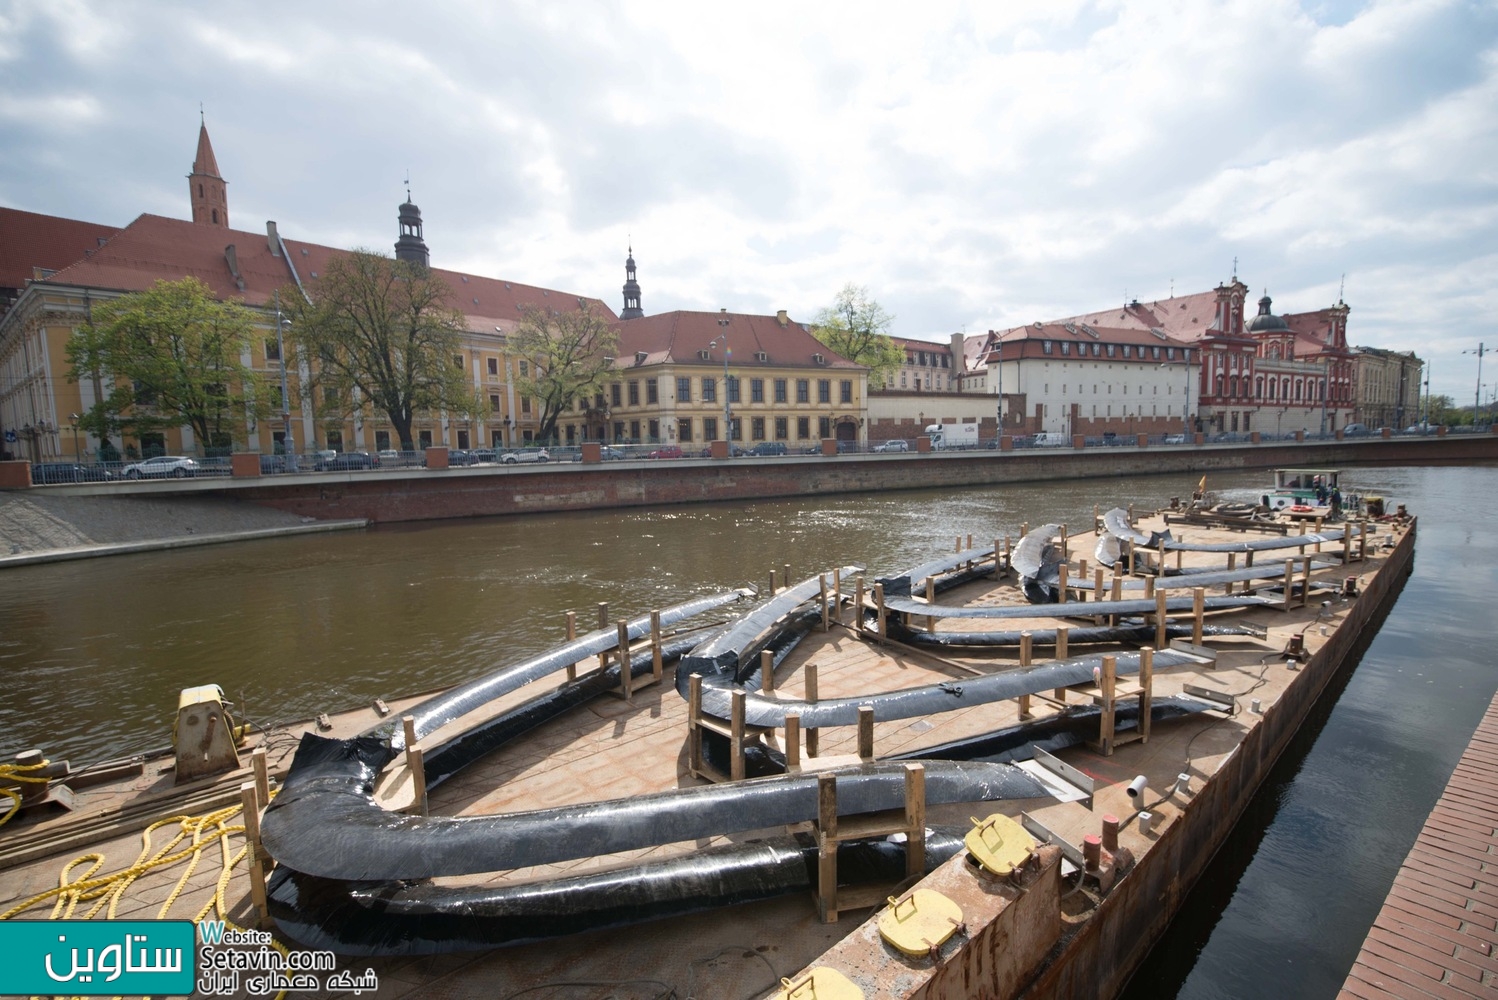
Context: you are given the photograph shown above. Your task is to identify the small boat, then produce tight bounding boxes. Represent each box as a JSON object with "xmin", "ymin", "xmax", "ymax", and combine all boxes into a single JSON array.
[{"xmin": 1262, "ymin": 468, "xmax": 1341, "ymax": 514}]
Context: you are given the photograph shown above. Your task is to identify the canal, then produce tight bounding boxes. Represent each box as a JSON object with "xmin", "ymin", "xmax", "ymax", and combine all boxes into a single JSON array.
[{"xmin": 1, "ymin": 463, "xmax": 1493, "ymax": 996}]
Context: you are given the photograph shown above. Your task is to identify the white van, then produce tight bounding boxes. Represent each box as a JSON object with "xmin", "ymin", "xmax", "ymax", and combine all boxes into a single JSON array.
[{"xmin": 1033, "ymin": 433, "xmax": 1070, "ymax": 447}]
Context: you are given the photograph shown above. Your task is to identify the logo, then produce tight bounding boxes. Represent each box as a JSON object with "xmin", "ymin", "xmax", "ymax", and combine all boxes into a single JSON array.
[{"xmin": 0, "ymin": 920, "xmax": 195, "ymax": 996}]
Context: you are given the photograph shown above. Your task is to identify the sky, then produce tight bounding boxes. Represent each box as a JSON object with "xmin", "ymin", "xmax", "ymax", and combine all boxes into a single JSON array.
[{"xmin": 2, "ymin": 0, "xmax": 1495, "ymax": 405}]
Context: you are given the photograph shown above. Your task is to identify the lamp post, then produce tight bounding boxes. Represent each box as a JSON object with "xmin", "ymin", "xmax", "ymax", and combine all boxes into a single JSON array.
[
  {"xmin": 993, "ymin": 330, "xmax": 1006, "ymax": 437},
  {"xmin": 1320, "ymin": 362, "xmax": 1330, "ymax": 437},
  {"xmin": 1159, "ymin": 354, "xmax": 1192, "ymax": 439},
  {"xmin": 274, "ymin": 290, "xmax": 296, "ymax": 468},
  {"xmin": 1463, "ymin": 343, "xmax": 1485, "ymax": 429},
  {"xmin": 712, "ymin": 310, "xmax": 731, "ymax": 447},
  {"xmin": 69, "ymin": 413, "xmax": 81, "ymax": 460}
]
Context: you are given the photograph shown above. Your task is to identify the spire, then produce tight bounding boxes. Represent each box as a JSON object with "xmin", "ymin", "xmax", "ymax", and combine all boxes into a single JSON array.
[
  {"xmin": 394, "ymin": 188, "xmax": 430, "ymax": 268},
  {"xmin": 620, "ymin": 244, "xmax": 643, "ymax": 319},
  {"xmin": 188, "ymin": 117, "xmax": 228, "ymax": 227}
]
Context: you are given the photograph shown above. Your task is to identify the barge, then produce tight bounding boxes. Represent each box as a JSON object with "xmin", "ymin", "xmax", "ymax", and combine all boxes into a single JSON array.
[{"xmin": 0, "ymin": 497, "xmax": 1416, "ymax": 1000}]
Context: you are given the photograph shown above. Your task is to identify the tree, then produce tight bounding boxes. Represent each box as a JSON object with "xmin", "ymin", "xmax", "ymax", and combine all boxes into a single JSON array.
[
  {"xmin": 811, "ymin": 284, "xmax": 906, "ymax": 390},
  {"xmin": 280, "ymin": 250, "xmax": 483, "ymax": 451},
  {"xmin": 510, "ymin": 303, "xmax": 620, "ymax": 444},
  {"xmin": 66, "ymin": 277, "xmax": 271, "ymax": 454}
]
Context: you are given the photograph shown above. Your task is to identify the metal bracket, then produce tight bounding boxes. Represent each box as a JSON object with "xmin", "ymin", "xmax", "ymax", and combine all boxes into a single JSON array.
[
  {"xmin": 1181, "ymin": 684, "xmax": 1238, "ymax": 714},
  {"xmin": 1020, "ymin": 811, "xmax": 1085, "ymax": 869}
]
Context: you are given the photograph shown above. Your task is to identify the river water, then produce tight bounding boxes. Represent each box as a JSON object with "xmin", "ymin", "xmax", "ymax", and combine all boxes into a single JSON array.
[{"xmin": 1, "ymin": 463, "xmax": 1493, "ymax": 995}]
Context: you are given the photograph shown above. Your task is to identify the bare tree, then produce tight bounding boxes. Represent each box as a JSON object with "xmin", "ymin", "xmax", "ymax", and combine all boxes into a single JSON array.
[{"xmin": 510, "ymin": 304, "xmax": 621, "ymax": 444}]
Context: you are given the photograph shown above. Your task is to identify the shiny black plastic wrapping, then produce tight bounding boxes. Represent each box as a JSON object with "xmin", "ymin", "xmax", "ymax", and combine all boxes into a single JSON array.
[
  {"xmin": 883, "ymin": 618, "xmax": 1259, "ymax": 648},
  {"xmin": 262, "ymin": 745, "xmax": 1045, "ymax": 881},
  {"xmin": 374, "ymin": 590, "xmax": 748, "ymax": 749},
  {"xmin": 875, "ymin": 548, "xmax": 997, "ymax": 598},
  {"xmin": 267, "ymin": 830, "xmax": 967, "ymax": 955},
  {"xmin": 678, "ymin": 568, "xmax": 860, "ymax": 686},
  {"xmin": 687, "ymin": 647, "xmax": 1207, "ymax": 731},
  {"xmin": 421, "ymin": 635, "xmax": 699, "ymax": 790}
]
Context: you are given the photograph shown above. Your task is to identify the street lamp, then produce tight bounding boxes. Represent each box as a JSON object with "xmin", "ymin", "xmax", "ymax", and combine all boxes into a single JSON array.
[
  {"xmin": 1159, "ymin": 353, "xmax": 1192, "ymax": 439},
  {"xmin": 992, "ymin": 330, "xmax": 1005, "ymax": 435},
  {"xmin": 274, "ymin": 290, "xmax": 296, "ymax": 467},
  {"xmin": 1463, "ymin": 342, "xmax": 1485, "ymax": 430},
  {"xmin": 69, "ymin": 413, "xmax": 81, "ymax": 460},
  {"xmin": 1320, "ymin": 362, "xmax": 1330, "ymax": 437},
  {"xmin": 711, "ymin": 310, "xmax": 731, "ymax": 447}
]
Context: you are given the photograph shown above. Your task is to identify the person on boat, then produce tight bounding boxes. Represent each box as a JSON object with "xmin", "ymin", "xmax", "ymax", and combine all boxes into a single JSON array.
[{"xmin": 1330, "ymin": 486, "xmax": 1342, "ymax": 515}]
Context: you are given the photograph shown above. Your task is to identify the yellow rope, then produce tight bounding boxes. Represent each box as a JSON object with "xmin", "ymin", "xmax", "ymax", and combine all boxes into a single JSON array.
[
  {"xmin": 0, "ymin": 760, "xmax": 52, "ymax": 831},
  {"xmin": 0, "ymin": 789, "xmax": 293, "ymax": 1000}
]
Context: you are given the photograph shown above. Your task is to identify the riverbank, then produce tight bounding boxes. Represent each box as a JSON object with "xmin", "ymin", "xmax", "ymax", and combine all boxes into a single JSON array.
[{"xmin": 0, "ymin": 492, "xmax": 366, "ymax": 567}]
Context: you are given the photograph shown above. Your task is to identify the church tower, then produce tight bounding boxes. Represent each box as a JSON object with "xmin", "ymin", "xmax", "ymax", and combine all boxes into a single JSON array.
[
  {"xmin": 620, "ymin": 246, "xmax": 643, "ymax": 319},
  {"xmin": 188, "ymin": 116, "xmax": 228, "ymax": 228},
  {"xmin": 394, "ymin": 188, "xmax": 430, "ymax": 268}
]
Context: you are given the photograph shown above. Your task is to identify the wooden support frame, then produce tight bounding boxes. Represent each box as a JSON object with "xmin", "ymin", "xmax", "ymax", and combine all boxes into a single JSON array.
[
  {"xmin": 687, "ymin": 674, "xmax": 771, "ymax": 783},
  {"xmin": 1086, "ymin": 651, "xmax": 1153, "ymax": 756},
  {"xmin": 239, "ymin": 781, "xmax": 272, "ymax": 929},
  {"xmin": 805, "ymin": 663, "xmax": 820, "ymax": 759},
  {"xmin": 565, "ymin": 611, "xmax": 578, "ymax": 681},
  {"xmin": 814, "ymin": 763, "xmax": 927, "ymax": 922},
  {"xmin": 402, "ymin": 715, "xmax": 427, "ymax": 815}
]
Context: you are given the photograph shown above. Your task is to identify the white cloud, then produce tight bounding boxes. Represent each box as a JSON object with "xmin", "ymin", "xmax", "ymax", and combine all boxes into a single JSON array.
[{"xmin": 0, "ymin": 0, "xmax": 1494, "ymax": 402}]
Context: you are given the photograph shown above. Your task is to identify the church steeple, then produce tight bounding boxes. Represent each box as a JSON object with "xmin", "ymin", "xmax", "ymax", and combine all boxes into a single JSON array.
[
  {"xmin": 620, "ymin": 245, "xmax": 643, "ymax": 319},
  {"xmin": 394, "ymin": 183, "xmax": 430, "ymax": 268},
  {"xmin": 188, "ymin": 115, "xmax": 228, "ymax": 228}
]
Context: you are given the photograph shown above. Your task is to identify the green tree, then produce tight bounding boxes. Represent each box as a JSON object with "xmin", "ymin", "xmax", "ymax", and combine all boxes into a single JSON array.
[
  {"xmin": 811, "ymin": 283, "xmax": 905, "ymax": 389},
  {"xmin": 280, "ymin": 250, "xmax": 483, "ymax": 451},
  {"xmin": 1427, "ymin": 394, "xmax": 1457, "ymax": 426},
  {"xmin": 510, "ymin": 303, "xmax": 620, "ymax": 444},
  {"xmin": 66, "ymin": 277, "xmax": 271, "ymax": 454}
]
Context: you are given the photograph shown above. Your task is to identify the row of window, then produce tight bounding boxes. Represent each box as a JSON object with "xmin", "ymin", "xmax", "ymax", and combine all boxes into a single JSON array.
[
  {"xmin": 667, "ymin": 414, "xmax": 833, "ymax": 443},
  {"xmin": 1041, "ymin": 342, "xmax": 1189, "ymax": 361},
  {"xmin": 668, "ymin": 377, "xmax": 853, "ymax": 406}
]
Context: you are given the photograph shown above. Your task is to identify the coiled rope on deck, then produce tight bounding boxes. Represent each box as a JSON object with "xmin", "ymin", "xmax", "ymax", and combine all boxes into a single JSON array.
[
  {"xmin": 0, "ymin": 793, "xmax": 292, "ymax": 1000},
  {"xmin": 0, "ymin": 759, "xmax": 53, "ymax": 830}
]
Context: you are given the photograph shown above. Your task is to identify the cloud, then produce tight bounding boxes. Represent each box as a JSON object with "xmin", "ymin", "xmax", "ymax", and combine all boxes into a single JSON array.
[{"xmin": 1, "ymin": 0, "xmax": 1495, "ymax": 404}]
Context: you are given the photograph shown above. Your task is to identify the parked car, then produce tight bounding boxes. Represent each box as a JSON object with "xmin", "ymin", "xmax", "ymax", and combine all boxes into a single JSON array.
[
  {"xmin": 1342, "ymin": 423, "xmax": 1369, "ymax": 436},
  {"xmin": 31, "ymin": 462, "xmax": 114, "ymax": 484},
  {"xmin": 750, "ymin": 441, "xmax": 789, "ymax": 456},
  {"xmin": 448, "ymin": 449, "xmax": 480, "ymax": 466},
  {"xmin": 589, "ymin": 445, "xmax": 628, "ymax": 460},
  {"xmin": 316, "ymin": 450, "xmax": 377, "ymax": 471},
  {"xmin": 501, "ymin": 448, "xmax": 550, "ymax": 464},
  {"xmin": 1164, "ymin": 433, "xmax": 1187, "ymax": 445},
  {"xmin": 872, "ymin": 440, "xmax": 908, "ymax": 453},
  {"xmin": 122, "ymin": 455, "xmax": 199, "ymax": 479},
  {"xmin": 647, "ymin": 446, "xmax": 683, "ymax": 459}
]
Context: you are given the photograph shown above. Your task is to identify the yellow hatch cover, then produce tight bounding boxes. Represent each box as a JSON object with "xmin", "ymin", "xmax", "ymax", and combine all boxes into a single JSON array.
[
  {"xmin": 777, "ymin": 967, "xmax": 863, "ymax": 1000},
  {"xmin": 964, "ymin": 813, "xmax": 1037, "ymax": 876},
  {"xmin": 877, "ymin": 889, "xmax": 963, "ymax": 957}
]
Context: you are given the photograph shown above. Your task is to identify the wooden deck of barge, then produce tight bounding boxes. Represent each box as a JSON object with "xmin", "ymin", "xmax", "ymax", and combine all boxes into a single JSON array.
[
  {"xmin": 1338, "ymin": 691, "xmax": 1498, "ymax": 999},
  {"xmin": 0, "ymin": 506, "xmax": 1416, "ymax": 1000}
]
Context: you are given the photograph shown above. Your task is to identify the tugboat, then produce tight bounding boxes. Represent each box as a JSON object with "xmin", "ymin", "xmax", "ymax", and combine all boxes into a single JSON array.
[{"xmin": 1262, "ymin": 467, "xmax": 1344, "ymax": 517}]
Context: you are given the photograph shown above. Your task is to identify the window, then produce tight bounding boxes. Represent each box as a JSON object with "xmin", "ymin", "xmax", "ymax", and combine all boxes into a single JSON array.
[
  {"xmin": 797, "ymin": 416, "xmax": 810, "ymax": 439},
  {"xmin": 628, "ymin": 381, "xmax": 639, "ymax": 405},
  {"xmin": 775, "ymin": 416, "xmax": 788, "ymax": 440},
  {"xmin": 677, "ymin": 377, "xmax": 691, "ymax": 402},
  {"xmin": 727, "ymin": 376, "xmax": 740, "ymax": 404},
  {"xmin": 774, "ymin": 379, "xmax": 787, "ymax": 403},
  {"xmin": 751, "ymin": 378, "xmax": 764, "ymax": 403},
  {"xmin": 752, "ymin": 416, "xmax": 765, "ymax": 440},
  {"xmin": 613, "ymin": 421, "xmax": 625, "ymax": 441},
  {"xmin": 1061, "ymin": 342, "xmax": 1070, "ymax": 356},
  {"xmin": 419, "ymin": 429, "xmax": 433, "ymax": 448},
  {"xmin": 702, "ymin": 377, "xmax": 716, "ymax": 402},
  {"xmin": 630, "ymin": 420, "xmax": 640, "ymax": 440},
  {"xmin": 453, "ymin": 354, "xmax": 465, "ymax": 370},
  {"xmin": 594, "ymin": 392, "xmax": 605, "ymax": 410},
  {"xmin": 817, "ymin": 379, "xmax": 831, "ymax": 403},
  {"xmin": 456, "ymin": 430, "xmax": 470, "ymax": 449},
  {"xmin": 489, "ymin": 394, "xmax": 500, "ymax": 410},
  {"xmin": 730, "ymin": 417, "xmax": 742, "ymax": 441},
  {"xmin": 1043, "ymin": 341, "xmax": 1053, "ymax": 355},
  {"xmin": 521, "ymin": 396, "xmax": 532, "ymax": 414},
  {"xmin": 265, "ymin": 338, "xmax": 280, "ymax": 362},
  {"xmin": 520, "ymin": 361, "xmax": 529, "ymax": 377},
  {"xmin": 647, "ymin": 379, "xmax": 658, "ymax": 404},
  {"xmin": 704, "ymin": 417, "xmax": 718, "ymax": 440},
  {"xmin": 487, "ymin": 358, "xmax": 499, "ymax": 376},
  {"xmin": 375, "ymin": 431, "xmax": 391, "ymax": 450},
  {"xmin": 611, "ymin": 384, "xmax": 622, "ymax": 407},
  {"xmin": 818, "ymin": 416, "xmax": 832, "ymax": 438},
  {"xmin": 648, "ymin": 418, "xmax": 659, "ymax": 440},
  {"xmin": 796, "ymin": 380, "xmax": 810, "ymax": 403},
  {"xmin": 840, "ymin": 380, "xmax": 852, "ymax": 404},
  {"xmin": 678, "ymin": 418, "xmax": 692, "ymax": 442}
]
